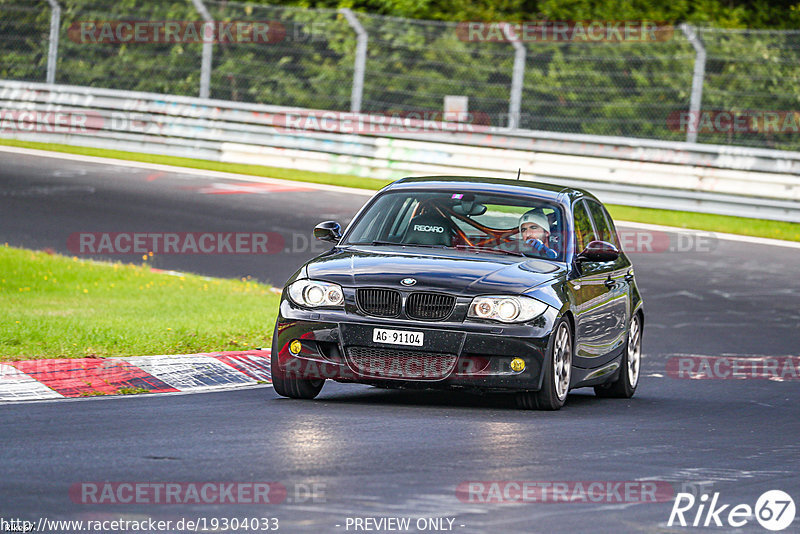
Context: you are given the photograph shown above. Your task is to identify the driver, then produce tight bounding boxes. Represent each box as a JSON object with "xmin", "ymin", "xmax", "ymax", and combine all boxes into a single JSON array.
[{"xmin": 519, "ymin": 209, "xmax": 558, "ymax": 259}]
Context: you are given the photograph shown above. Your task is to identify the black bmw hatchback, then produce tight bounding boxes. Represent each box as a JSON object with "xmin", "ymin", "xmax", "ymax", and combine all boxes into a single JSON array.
[{"xmin": 271, "ymin": 176, "xmax": 644, "ymax": 410}]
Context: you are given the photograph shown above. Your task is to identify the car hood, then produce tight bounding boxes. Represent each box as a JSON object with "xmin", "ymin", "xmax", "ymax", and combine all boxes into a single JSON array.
[{"xmin": 304, "ymin": 246, "xmax": 565, "ymax": 296}]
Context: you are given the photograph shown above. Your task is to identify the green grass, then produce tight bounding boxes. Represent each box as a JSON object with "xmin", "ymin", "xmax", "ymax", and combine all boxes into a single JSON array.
[
  {"xmin": 117, "ymin": 386, "xmax": 151, "ymax": 395},
  {"xmin": 2, "ymin": 138, "xmax": 799, "ymax": 242},
  {"xmin": 0, "ymin": 245, "xmax": 280, "ymax": 361},
  {"xmin": 606, "ymin": 205, "xmax": 800, "ymax": 242}
]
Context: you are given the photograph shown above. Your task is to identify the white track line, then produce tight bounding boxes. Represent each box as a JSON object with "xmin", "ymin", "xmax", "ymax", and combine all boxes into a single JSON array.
[
  {"xmin": 0, "ymin": 145, "xmax": 374, "ymax": 196},
  {"xmin": 616, "ymin": 220, "xmax": 800, "ymax": 250}
]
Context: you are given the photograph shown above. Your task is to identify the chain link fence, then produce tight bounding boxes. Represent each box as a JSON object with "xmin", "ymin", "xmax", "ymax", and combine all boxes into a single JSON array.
[
  {"xmin": 205, "ymin": 1, "xmax": 354, "ymax": 110},
  {"xmin": 2, "ymin": 0, "xmax": 800, "ymax": 150},
  {"xmin": 0, "ymin": 0, "xmax": 52, "ymax": 82},
  {"xmin": 699, "ymin": 27, "xmax": 800, "ymax": 150}
]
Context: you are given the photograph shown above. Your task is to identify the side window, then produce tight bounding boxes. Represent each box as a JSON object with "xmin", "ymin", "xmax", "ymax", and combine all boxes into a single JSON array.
[
  {"xmin": 349, "ymin": 195, "xmax": 410, "ymax": 243},
  {"xmin": 387, "ymin": 197, "xmax": 417, "ymax": 240},
  {"xmin": 586, "ymin": 200, "xmax": 617, "ymax": 247},
  {"xmin": 573, "ymin": 201, "xmax": 596, "ymax": 252}
]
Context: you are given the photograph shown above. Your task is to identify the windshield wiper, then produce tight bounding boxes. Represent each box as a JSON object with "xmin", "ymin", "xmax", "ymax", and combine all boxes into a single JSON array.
[
  {"xmin": 454, "ymin": 244, "xmax": 525, "ymax": 257},
  {"xmin": 350, "ymin": 240, "xmax": 449, "ymax": 249}
]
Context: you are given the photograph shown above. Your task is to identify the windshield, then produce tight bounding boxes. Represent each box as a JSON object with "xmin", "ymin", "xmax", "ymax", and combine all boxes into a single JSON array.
[{"xmin": 343, "ymin": 190, "xmax": 565, "ymax": 261}]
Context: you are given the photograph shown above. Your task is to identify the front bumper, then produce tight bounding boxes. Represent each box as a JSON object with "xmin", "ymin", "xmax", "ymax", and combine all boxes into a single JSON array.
[{"xmin": 273, "ymin": 298, "xmax": 559, "ymax": 392}]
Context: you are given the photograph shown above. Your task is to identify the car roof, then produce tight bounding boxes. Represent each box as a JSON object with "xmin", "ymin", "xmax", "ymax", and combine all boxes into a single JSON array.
[{"xmin": 385, "ymin": 176, "xmax": 597, "ymax": 205}]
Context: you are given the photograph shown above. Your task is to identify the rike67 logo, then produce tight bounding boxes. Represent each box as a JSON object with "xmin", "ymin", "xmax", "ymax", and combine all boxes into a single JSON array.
[{"xmin": 668, "ymin": 490, "xmax": 796, "ymax": 531}]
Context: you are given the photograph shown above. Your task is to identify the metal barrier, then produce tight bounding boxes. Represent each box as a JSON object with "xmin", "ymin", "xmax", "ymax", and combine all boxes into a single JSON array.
[{"xmin": 1, "ymin": 80, "xmax": 799, "ymax": 222}]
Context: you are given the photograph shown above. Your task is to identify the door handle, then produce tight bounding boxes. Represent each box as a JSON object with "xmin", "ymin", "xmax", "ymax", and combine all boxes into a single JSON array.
[
  {"xmin": 604, "ymin": 278, "xmax": 616, "ymax": 289},
  {"xmin": 624, "ymin": 271, "xmax": 634, "ymax": 282}
]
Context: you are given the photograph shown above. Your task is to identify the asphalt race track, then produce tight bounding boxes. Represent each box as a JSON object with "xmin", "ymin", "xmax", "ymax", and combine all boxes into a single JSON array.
[{"xmin": 1, "ymin": 150, "xmax": 799, "ymax": 533}]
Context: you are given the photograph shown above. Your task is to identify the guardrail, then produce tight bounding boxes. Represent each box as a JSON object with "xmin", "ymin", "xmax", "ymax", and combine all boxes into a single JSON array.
[{"xmin": 2, "ymin": 80, "xmax": 799, "ymax": 222}]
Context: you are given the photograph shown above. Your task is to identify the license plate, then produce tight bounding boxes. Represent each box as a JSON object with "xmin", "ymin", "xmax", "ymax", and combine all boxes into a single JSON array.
[{"xmin": 372, "ymin": 328, "xmax": 424, "ymax": 346}]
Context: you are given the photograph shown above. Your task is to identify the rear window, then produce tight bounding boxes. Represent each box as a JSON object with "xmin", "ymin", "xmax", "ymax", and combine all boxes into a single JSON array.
[
  {"xmin": 585, "ymin": 200, "xmax": 618, "ymax": 247},
  {"xmin": 573, "ymin": 200, "xmax": 596, "ymax": 252}
]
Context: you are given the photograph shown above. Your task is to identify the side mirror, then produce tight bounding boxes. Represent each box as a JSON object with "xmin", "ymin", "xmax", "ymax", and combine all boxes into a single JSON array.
[
  {"xmin": 576, "ymin": 240, "xmax": 619, "ymax": 263},
  {"xmin": 314, "ymin": 221, "xmax": 342, "ymax": 243}
]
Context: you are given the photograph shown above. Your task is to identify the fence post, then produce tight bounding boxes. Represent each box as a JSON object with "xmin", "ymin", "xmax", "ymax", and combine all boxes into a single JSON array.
[
  {"xmin": 191, "ymin": 0, "xmax": 213, "ymax": 99},
  {"xmin": 681, "ymin": 24, "xmax": 706, "ymax": 144},
  {"xmin": 45, "ymin": 0, "xmax": 60, "ymax": 84},
  {"xmin": 502, "ymin": 24, "xmax": 525, "ymax": 129},
  {"xmin": 339, "ymin": 8, "xmax": 367, "ymax": 113}
]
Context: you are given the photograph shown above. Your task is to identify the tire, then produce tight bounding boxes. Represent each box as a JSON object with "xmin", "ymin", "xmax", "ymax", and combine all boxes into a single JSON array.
[
  {"xmin": 270, "ymin": 324, "xmax": 325, "ymax": 400},
  {"xmin": 594, "ymin": 312, "xmax": 642, "ymax": 399},
  {"xmin": 516, "ymin": 317, "xmax": 572, "ymax": 410}
]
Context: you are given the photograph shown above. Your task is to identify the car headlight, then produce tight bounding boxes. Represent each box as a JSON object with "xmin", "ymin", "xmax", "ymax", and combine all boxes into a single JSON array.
[
  {"xmin": 288, "ymin": 279, "xmax": 344, "ymax": 308},
  {"xmin": 467, "ymin": 295, "xmax": 548, "ymax": 323}
]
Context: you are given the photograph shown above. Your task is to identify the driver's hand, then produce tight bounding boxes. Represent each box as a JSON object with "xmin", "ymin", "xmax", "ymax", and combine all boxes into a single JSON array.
[
  {"xmin": 525, "ymin": 238, "xmax": 557, "ymax": 259},
  {"xmin": 525, "ymin": 238, "xmax": 545, "ymax": 251}
]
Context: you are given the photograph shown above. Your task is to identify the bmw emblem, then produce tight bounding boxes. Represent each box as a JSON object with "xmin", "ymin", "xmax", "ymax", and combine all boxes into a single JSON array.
[{"xmin": 400, "ymin": 278, "xmax": 417, "ymax": 286}]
